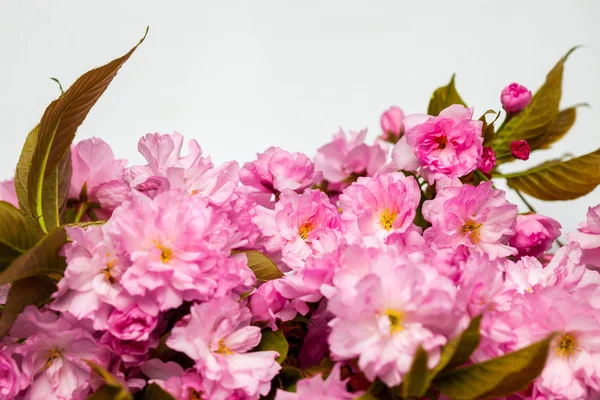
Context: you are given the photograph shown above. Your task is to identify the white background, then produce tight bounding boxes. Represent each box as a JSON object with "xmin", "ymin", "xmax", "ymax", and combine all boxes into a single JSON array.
[{"xmin": 1, "ymin": 1, "xmax": 599, "ymax": 236}]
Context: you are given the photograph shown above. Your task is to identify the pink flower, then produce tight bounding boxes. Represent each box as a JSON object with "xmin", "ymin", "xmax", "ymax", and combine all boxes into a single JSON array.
[
  {"xmin": 392, "ymin": 105, "xmax": 483, "ymax": 183},
  {"xmin": 314, "ymin": 128, "xmax": 386, "ymax": 184},
  {"xmin": 509, "ymin": 213, "xmax": 562, "ymax": 259},
  {"xmin": 339, "ymin": 172, "xmax": 421, "ymax": 244},
  {"xmin": 141, "ymin": 359, "xmax": 205, "ymax": 400},
  {"xmin": 249, "ymin": 281, "xmax": 297, "ymax": 330},
  {"xmin": 99, "ymin": 333, "xmax": 155, "ymax": 367},
  {"xmin": 511, "ymin": 140, "xmax": 530, "ymax": 160},
  {"xmin": 379, "ymin": 106, "xmax": 405, "ymax": 143},
  {"xmin": 107, "ymin": 305, "xmax": 158, "ymax": 341},
  {"xmin": 326, "ymin": 245, "xmax": 462, "ymax": 387},
  {"xmin": 240, "ymin": 147, "xmax": 322, "ymax": 205},
  {"xmin": 478, "ymin": 146, "xmax": 496, "ymax": 174},
  {"xmin": 107, "ymin": 191, "xmax": 248, "ymax": 311},
  {"xmin": 167, "ymin": 297, "xmax": 281, "ymax": 399},
  {"xmin": 501, "ymin": 83, "xmax": 532, "ymax": 113},
  {"xmin": 69, "ymin": 138, "xmax": 130, "ymax": 211},
  {"xmin": 275, "ymin": 364, "xmax": 354, "ymax": 400},
  {"xmin": 423, "ymin": 181, "xmax": 518, "ymax": 260},
  {"xmin": 0, "ymin": 179, "xmax": 18, "ymax": 208},
  {"xmin": 253, "ymin": 189, "xmax": 341, "ymax": 269},
  {"xmin": 126, "ymin": 132, "xmax": 239, "ymax": 206},
  {"xmin": 9, "ymin": 306, "xmax": 111, "ymax": 400},
  {"xmin": 0, "ymin": 348, "xmax": 25, "ymax": 399},
  {"xmin": 568, "ymin": 204, "xmax": 600, "ymax": 266}
]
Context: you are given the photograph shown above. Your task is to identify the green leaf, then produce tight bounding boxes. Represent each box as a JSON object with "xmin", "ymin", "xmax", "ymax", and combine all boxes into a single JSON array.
[
  {"xmin": 0, "ymin": 227, "xmax": 67, "ymax": 285},
  {"xmin": 144, "ymin": 383, "xmax": 176, "ymax": 400},
  {"xmin": 279, "ymin": 367, "xmax": 304, "ymax": 392},
  {"xmin": 479, "ymin": 110, "xmax": 501, "ymax": 146},
  {"xmin": 505, "ymin": 148, "xmax": 600, "ymax": 201},
  {"xmin": 41, "ymin": 149, "xmax": 72, "ymax": 232},
  {"xmin": 255, "ymin": 328, "xmax": 289, "ymax": 364},
  {"xmin": 493, "ymin": 47, "xmax": 579, "ymax": 156},
  {"xmin": 15, "ymin": 126, "xmax": 41, "ymax": 231},
  {"xmin": 27, "ymin": 27, "xmax": 148, "ymax": 233},
  {"xmin": 439, "ymin": 315, "xmax": 482, "ymax": 372},
  {"xmin": 399, "ymin": 346, "xmax": 429, "ymax": 398},
  {"xmin": 0, "ymin": 202, "xmax": 37, "ymax": 270},
  {"xmin": 85, "ymin": 360, "xmax": 133, "ymax": 400},
  {"xmin": 0, "ymin": 276, "xmax": 57, "ymax": 337},
  {"xmin": 433, "ymin": 334, "xmax": 555, "ymax": 400},
  {"xmin": 538, "ymin": 103, "xmax": 588, "ymax": 149},
  {"xmin": 64, "ymin": 220, "xmax": 107, "ymax": 229},
  {"xmin": 427, "ymin": 74, "xmax": 467, "ymax": 116},
  {"xmin": 239, "ymin": 250, "xmax": 283, "ymax": 281},
  {"xmin": 86, "ymin": 385, "xmax": 124, "ymax": 400}
]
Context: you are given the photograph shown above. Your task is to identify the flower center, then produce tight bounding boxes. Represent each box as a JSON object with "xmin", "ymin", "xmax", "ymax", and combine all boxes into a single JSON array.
[
  {"xmin": 385, "ymin": 309, "xmax": 404, "ymax": 334},
  {"xmin": 298, "ymin": 221, "xmax": 314, "ymax": 240},
  {"xmin": 556, "ymin": 334, "xmax": 577, "ymax": 359},
  {"xmin": 216, "ymin": 339, "xmax": 233, "ymax": 355},
  {"xmin": 461, "ymin": 219, "xmax": 483, "ymax": 244},
  {"xmin": 380, "ymin": 209, "xmax": 397, "ymax": 231},
  {"xmin": 435, "ymin": 135, "xmax": 448, "ymax": 149},
  {"xmin": 188, "ymin": 388, "xmax": 203, "ymax": 400},
  {"xmin": 103, "ymin": 253, "xmax": 116, "ymax": 284},
  {"xmin": 155, "ymin": 243, "xmax": 173, "ymax": 263},
  {"xmin": 43, "ymin": 348, "xmax": 64, "ymax": 370}
]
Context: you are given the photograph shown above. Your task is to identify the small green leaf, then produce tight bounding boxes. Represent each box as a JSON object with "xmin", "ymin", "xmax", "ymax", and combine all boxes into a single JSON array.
[
  {"xmin": 144, "ymin": 383, "xmax": 176, "ymax": 400},
  {"xmin": 399, "ymin": 346, "xmax": 429, "ymax": 398},
  {"xmin": 64, "ymin": 220, "xmax": 107, "ymax": 229},
  {"xmin": 279, "ymin": 366, "xmax": 304, "ymax": 392},
  {"xmin": 505, "ymin": 148, "xmax": 600, "ymax": 201},
  {"xmin": 538, "ymin": 103, "xmax": 588, "ymax": 149},
  {"xmin": 85, "ymin": 360, "xmax": 132, "ymax": 400},
  {"xmin": 427, "ymin": 74, "xmax": 467, "ymax": 116},
  {"xmin": 255, "ymin": 328, "xmax": 289, "ymax": 364},
  {"xmin": 240, "ymin": 250, "xmax": 283, "ymax": 281},
  {"xmin": 433, "ymin": 334, "xmax": 555, "ymax": 400},
  {"xmin": 0, "ymin": 202, "xmax": 37, "ymax": 270},
  {"xmin": 0, "ymin": 227, "xmax": 67, "ymax": 285},
  {"xmin": 27, "ymin": 27, "xmax": 148, "ymax": 233},
  {"xmin": 86, "ymin": 385, "xmax": 124, "ymax": 400},
  {"xmin": 439, "ymin": 315, "xmax": 482, "ymax": 372},
  {"xmin": 493, "ymin": 47, "xmax": 579, "ymax": 156},
  {"xmin": 0, "ymin": 276, "xmax": 57, "ymax": 337},
  {"xmin": 479, "ymin": 110, "xmax": 501, "ymax": 146},
  {"xmin": 41, "ymin": 149, "xmax": 72, "ymax": 232},
  {"xmin": 15, "ymin": 126, "xmax": 41, "ymax": 232}
]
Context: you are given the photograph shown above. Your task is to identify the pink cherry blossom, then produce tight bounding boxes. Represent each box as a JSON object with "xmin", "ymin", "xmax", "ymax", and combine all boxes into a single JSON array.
[
  {"xmin": 393, "ymin": 105, "xmax": 483, "ymax": 183},
  {"xmin": 275, "ymin": 364, "xmax": 354, "ymax": 400},
  {"xmin": 379, "ymin": 106, "xmax": 405, "ymax": 143},
  {"xmin": 249, "ymin": 280, "xmax": 297, "ymax": 330},
  {"xmin": 107, "ymin": 191, "xmax": 248, "ymax": 311},
  {"xmin": 253, "ymin": 189, "xmax": 341, "ymax": 269},
  {"xmin": 9, "ymin": 306, "xmax": 111, "ymax": 400},
  {"xmin": 240, "ymin": 147, "xmax": 322, "ymax": 205},
  {"xmin": 141, "ymin": 359, "xmax": 205, "ymax": 400},
  {"xmin": 501, "ymin": 83, "xmax": 532, "ymax": 113},
  {"xmin": 69, "ymin": 138, "xmax": 130, "ymax": 212},
  {"xmin": 326, "ymin": 245, "xmax": 462, "ymax": 387},
  {"xmin": 510, "ymin": 213, "xmax": 562, "ymax": 259},
  {"xmin": 167, "ymin": 297, "xmax": 281, "ymax": 399},
  {"xmin": 478, "ymin": 146, "xmax": 496, "ymax": 174},
  {"xmin": 0, "ymin": 178, "xmax": 18, "ymax": 208},
  {"xmin": 339, "ymin": 172, "xmax": 421, "ymax": 244},
  {"xmin": 0, "ymin": 347, "xmax": 25, "ymax": 399},
  {"xmin": 106, "ymin": 304, "xmax": 158, "ymax": 341},
  {"xmin": 314, "ymin": 128, "xmax": 386, "ymax": 185},
  {"xmin": 568, "ymin": 204, "xmax": 600, "ymax": 267},
  {"xmin": 423, "ymin": 181, "xmax": 518, "ymax": 260}
]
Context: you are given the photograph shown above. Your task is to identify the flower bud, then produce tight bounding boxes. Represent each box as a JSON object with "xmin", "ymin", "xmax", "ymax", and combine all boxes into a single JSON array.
[
  {"xmin": 501, "ymin": 83, "xmax": 532, "ymax": 113},
  {"xmin": 478, "ymin": 146, "xmax": 496, "ymax": 174},
  {"xmin": 511, "ymin": 140, "xmax": 530, "ymax": 160},
  {"xmin": 380, "ymin": 106, "xmax": 404, "ymax": 143}
]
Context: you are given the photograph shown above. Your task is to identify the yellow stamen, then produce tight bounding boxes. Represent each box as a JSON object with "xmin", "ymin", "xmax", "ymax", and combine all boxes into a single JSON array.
[
  {"xmin": 380, "ymin": 209, "xmax": 397, "ymax": 231},
  {"xmin": 216, "ymin": 339, "xmax": 233, "ymax": 355},
  {"xmin": 435, "ymin": 135, "xmax": 448, "ymax": 150},
  {"xmin": 556, "ymin": 334, "xmax": 577, "ymax": 359},
  {"xmin": 385, "ymin": 309, "xmax": 404, "ymax": 334},
  {"xmin": 155, "ymin": 244, "xmax": 173, "ymax": 263},
  {"xmin": 103, "ymin": 256, "xmax": 116, "ymax": 284},
  {"xmin": 42, "ymin": 348, "xmax": 64, "ymax": 371},
  {"xmin": 188, "ymin": 388, "xmax": 203, "ymax": 400},
  {"xmin": 461, "ymin": 219, "xmax": 483, "ymax": 244},
  {"xmin": 298, "ymin": 222, "xmax": 314, "ymax": 240},
  {"xmin": 191, "ymin": 189, "xmax": 199, "ymax": 196}
]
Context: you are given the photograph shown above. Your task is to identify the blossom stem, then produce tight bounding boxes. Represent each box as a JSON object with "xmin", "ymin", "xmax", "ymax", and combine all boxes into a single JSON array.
[{"xmin": 74, "ymin": 202, "xmax": 89, "ymax": 223}]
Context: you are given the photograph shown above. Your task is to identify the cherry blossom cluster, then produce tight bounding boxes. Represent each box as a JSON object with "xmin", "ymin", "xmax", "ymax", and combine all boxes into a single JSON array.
[{"xmin": 0, "ymin": 83, "xmax": 599, "ymax": 400}]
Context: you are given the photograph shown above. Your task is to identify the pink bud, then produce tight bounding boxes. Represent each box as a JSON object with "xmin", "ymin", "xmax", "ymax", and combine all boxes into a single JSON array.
[
  {"xmin": 501, "ymin": 83, "xmax": 532, "ymax": 113},
  {"xmin": 511, "ymin": 140, "xmax": 530, "ymax": 160},
  {"xmin": 478, "ymin": 146, "xmax": 496, "ymax": 174},
  {"xmin": 380, "ymin": 106, "xmax": 404, "ymax": 143}
]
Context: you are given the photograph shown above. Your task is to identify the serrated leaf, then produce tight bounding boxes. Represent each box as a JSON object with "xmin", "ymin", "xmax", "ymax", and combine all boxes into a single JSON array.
[
  {"xmin": 15, "ymin": 126, "xmax": 41, "ymax": 231},
  {"xmin": 41, "ymin": 149, "xmax": 72, "ymax": 232},
  {"xmin": 493, "ymin": 47, "xmax": 579, "ymax": 156},
  {"xmin": 85, "ymin": 360, "xmax": 132, "ymax": 400},
  {"xmin": 0, "ymin": 276, "xmax": 57, "ymax": 337},
  {"xmin": 255, "ymin": 328, "xmax": 289, "ymax": 364},
  {"xmin": 427, "ymin": 74, "xmax": 467, "ymax": 116},
  {"xmin": 399, "ymin": 346, "xmax": 429, "ymax": 398},
  {"xmin": 0, "ymin": 202, "xmax": 37, "ymax": 270},
  {"xmin": 144, "ymin": 383, "xmax": 176, "ymax": 400},
  {"xmin": 479, "ymin": 110, "xmax": 501, "ymax": 146},
  {"xmin": 0, "ymin": 227, "xmax": 67, "ymax": 285},
  {"xmin": 505, "ymin": 148, "xmax": 600, "ymax": 201},
  {"xmin": 240, "ymin": 250, "xmax": 283, "ymax": 281},
  {"xmin": 27, "ymin": 28, "xmax": 148, "ymax": 233},
  {"xmin": 538, "ymin": 104, "xmax": 588, "ymax": 149},
  {"xmin": 64, "ymin": 220, "xmax": 107, "ymax": 229},
  {"xmin": 433, "ymin": 334, "xmax": 555, "ymax": 400}
]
